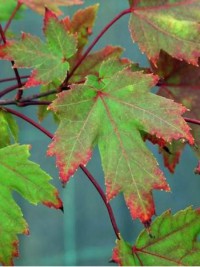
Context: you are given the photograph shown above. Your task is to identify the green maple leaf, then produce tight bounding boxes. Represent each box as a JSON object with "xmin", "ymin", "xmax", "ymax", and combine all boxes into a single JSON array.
[
  {"xmin": 152, "ymin": 50, "xmax": 200, "ymax": 172},
  {"xmin": 112, "ymin": 207, "xmax": 200, "ymax": 266},
  {"xmin": 0, "ymin": 144, "xmax": 62, "ymax": 265},
  {"xmin": 47, "ymin": 59, "xmax": 193, "ymax": 222},
  {"xmin": 129, "ymin": 0, "xmax": 200, "ymax": 65},
  {"xmin": 4, "ymin": 8, "xmax": 77, "ymax": 86},
  {"xmin": 0, "ymin": 109, "xmax": 18, "ymax": 148}
]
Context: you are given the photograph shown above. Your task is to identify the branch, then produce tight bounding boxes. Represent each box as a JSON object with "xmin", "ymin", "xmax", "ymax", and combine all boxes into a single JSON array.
[
  {"xmin": 4, "ymin": 107, "xmax": 53, "ymax": 139},
  {"xmin": 184, "ymin": 117, "xmax": 200, "ymax": 126},
  {"xmin": 0, "ymin": 83, "xmax": 26, "ymax": 98},
  {"xmin": 3, "ymin": 1, "xmax": 23, "ymax": 34},
  {"xmin": 62, "ymin": 8, "xmax": 132, "ymax": 87},
  {"xmin": 0, "ymin": 75, "xmax": 29, "ymax": 83},
  {"xmin": 80, "ymin": 164, "xmax": 120, "ymax": 239}
]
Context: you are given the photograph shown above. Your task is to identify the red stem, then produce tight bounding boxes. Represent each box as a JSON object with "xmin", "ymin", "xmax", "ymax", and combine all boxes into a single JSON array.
[
  {"xmin": 0, "ymin": 83, "xmax": 26, "ymax": 98},
  {"xmin": 4, "ymin": 107, "xmax": 120, "ymax": 239},
  {"xmin": 80, "ymin": 164, "xmax": 120, "ymax": 239},
  {"xmin": 0, "ymin": 24, "xmax": 23, "ymax": 100},
  {"xmin": 3, "ymin": 1, "xmax": 23, "ymax": 34},
  {"xmin": 64, "ymin": 8, "xmax": 132, "ymax": 84},
  {"xmin": 0, "ymin": 75, "xmax": 29, "ymax": 83},
  {"xmin": 184, "ymin": 117, "xmax": 200, "ymax": 126},
  {"xmin": 4, "ymin": 107, "xmax": 53, "ymax": 139}
]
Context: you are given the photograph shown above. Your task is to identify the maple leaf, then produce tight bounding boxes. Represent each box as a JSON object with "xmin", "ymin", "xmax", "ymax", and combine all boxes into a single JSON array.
[
  {"xmin": 47, "ymin": 59, "xmax": 193, "ymax": 222},
  {"xmin": 0, "ymin": 144, "xmax": 62, "ymax": 265},
  {"xmin": 0, "ymin": 109, "xmax": 18, "ymax": 148},
  {"xmin": 112, "ymin": 207, "xmax": 200, "ymax": 266},
  {"xmin": 129, "ymin": 0, "xmax": 200, "ymax": 65},
  {"xmin": 20, "ymin": 0, "xmax": 83, "ymax": 16},
  {"xmin": 152, "ymin": 50, "xmax": 200, "ymax": 172},
  {"xmin": 62, "ymin": 4, "xmax": 99, "ymax": 52},
  {"xmin": 3, "ymin": 9, "xmax": 77, "ymax": 87}
]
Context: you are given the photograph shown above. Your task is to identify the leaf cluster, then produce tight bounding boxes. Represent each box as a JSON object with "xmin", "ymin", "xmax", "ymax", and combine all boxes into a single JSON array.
[{"xmin": 0, "ymin": 0, "xmax": 200, "ymax": 265}]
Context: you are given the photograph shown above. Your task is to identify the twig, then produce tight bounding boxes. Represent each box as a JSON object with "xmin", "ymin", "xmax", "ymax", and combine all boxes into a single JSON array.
[
  {"xmin": 0, "ymin": 83, "xmax": 26, "ymax": 98},
  {"xmin": 4, "ymin": 107, "xmax": 53, "ymax": 139},
  {"xmin": 62, "ymin": 8, "xmax": 132, "ymax": 87},
  {"xmin": 3, "ymin": 1, "xmax": 23, "ymax": 34},
  {"xmin": 0, "ymin": 24, "xmax": 23, "ymax": 100},
  {"xmin": 184, "ymin": 117, "xmax": 200, "ymax": 126},
  {"xmin": 80, "ymin": 164, "xmax": 120, "ymax": 239},
  {"xmin": 0, "ymin": 75, "xmax": 29, "ymax": 83}
]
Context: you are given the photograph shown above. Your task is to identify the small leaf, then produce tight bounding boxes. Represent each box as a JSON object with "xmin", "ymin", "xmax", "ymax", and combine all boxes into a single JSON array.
[
  {"xmin": 0, "ymin": 109, "xmax": 18, "ymax": 148},
  {"xmin": 48, "ymin": 59, "xmax": 193, "ymax": 222},
  {"xmin": 62, "ymin": 4, "xmax": 99, "ymax": 51},
  {"xmin": 20, "ymin": 0, "xmax": 83, "ymax": 16},
  {"xmin": 69, "ymin": 45, "xmax": 124, "ymax": 83},
  {"xmin": 113, "ymin": 207, "xmax": 200, "ymax": 266},
  {"xmin": 0, "ymin": 144, "xmax": 62, "ymax": 265},
  {"xmin": 3, "ymin": 10, "xmax": 77, "ymax": 87},
  {"xmin": 129, "ymin": 0, "xmax": 200, "ymax": 65}
]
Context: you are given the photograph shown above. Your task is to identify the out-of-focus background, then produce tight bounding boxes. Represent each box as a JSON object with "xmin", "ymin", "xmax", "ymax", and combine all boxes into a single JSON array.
[{"xmin": 0, "ymin": 1, "xmax": 199, "ymax": 265}]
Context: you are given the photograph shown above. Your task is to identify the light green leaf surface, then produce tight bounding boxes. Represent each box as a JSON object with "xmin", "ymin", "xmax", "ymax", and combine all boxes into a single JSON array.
[{"xmin": 0, "ymin": 144, "xmax": 62, "ymax": 265}]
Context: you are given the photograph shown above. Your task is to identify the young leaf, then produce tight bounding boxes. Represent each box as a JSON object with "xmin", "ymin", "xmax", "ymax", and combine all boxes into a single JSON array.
[
  {"xmin": 69, "ymin": 45, "xmax": 124, "ymax": 83},
  {"xmin": 112, "ymin": 207, "xmax": 200, "ymax": 266},
  {"xmin": 0, "ymin": 109, "xmax": 18, "ymax": 148},
  {"xmin": 152, "ymin": 51, "xmax": 200, "ymax": 172},
  {"xmin": 62, "ymin": 4, "xmax": 99, "ymax": 51},
  {"xmin": 129, "ymin": 0, "xmax": 200, "ymax": 65},
  {"xmin": 0, "ymin": 144, "xmax": 62, "ymax": 265},
  {"xmin": 20, "ymin": 0, "xmax": 83, "ymax": 16},
  {"xmin": 47, "ymin": 59, "xmax": 193, "ymax": 222},
  {"xmin": 3, "ymin": 9, "xmax": 77, "ymax": 87}
]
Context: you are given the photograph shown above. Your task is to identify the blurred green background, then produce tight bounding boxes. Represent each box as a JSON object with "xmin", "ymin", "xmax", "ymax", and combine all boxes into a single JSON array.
[{"xmin": 0, "ymin": 0, "xmax": 200, "ymax": 265}]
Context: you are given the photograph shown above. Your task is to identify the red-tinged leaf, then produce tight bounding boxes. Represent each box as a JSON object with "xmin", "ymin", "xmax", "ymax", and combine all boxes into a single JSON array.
[
  {"xmin": 47, "ymin": 59, "xmax": 193, "ymax": 222},
  {"xmin": 152, "ymin": 51, "xmax": 200, "ymax": 172},
  {"xmin": 2, "ymin": 12, "xmax": 77, "ymax": 87},
  {"xmin": 129, "ymin": 0, "xmax": 200, "ymax": 66},
  {"xmin": 20, "ymin": 0, "xmax": 83, "ymax": 16},
  {"xmin": 113, "ymin": 207, "xmax": 200, "ymax": 266},
  {"xmin": 62, "ymin": 4, "xmax": 99, "ymax": 51},
  {"xmin": 0, "ymin": 109, "xmax": 18, "ymax": 148},
  {"xmin": 0, "ymin": 144, "xmax": 62, "ymax": 265}
]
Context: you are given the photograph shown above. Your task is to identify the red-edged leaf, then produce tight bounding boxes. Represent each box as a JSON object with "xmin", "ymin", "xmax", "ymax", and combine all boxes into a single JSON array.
[
  {"xmin": 113, "ymin": 207, "xmax": 200, "ymax": 266},
  {"xmin": 20, "ymin": 0, "xmax": 83, "ymax": 16},
  {"xmin": 2, "ymin": 10, "xmax": 77, "ymax": 88},
  {"xmin": 152, "ymin": 50, "xmax": 200, "ymax": 172},
  {"xmin": 129, "ymin": 0, "xmax": 200, "ymax": 65},
  {"xmin": 47, "ymin": 59, "xmax": 193, "ymax": 222}
]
